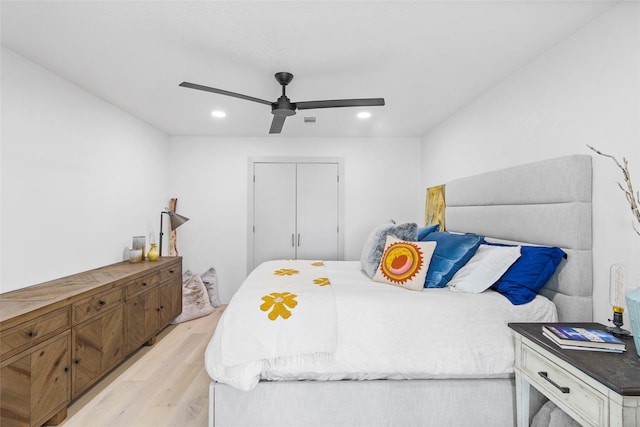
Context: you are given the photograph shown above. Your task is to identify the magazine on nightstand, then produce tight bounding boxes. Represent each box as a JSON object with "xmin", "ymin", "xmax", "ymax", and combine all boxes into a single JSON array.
[{"xmin": 542, "ymin": 325, "xmax": 626, "ymax": 352}]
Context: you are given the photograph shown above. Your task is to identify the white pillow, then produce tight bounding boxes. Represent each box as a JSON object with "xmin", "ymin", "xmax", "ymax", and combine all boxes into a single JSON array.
[
  {"xmin": 372, "ymin": 235, "xmax": 437, "ymax": 291},
  {"xmin": 448, "ymin": 244, "xmax": 521, "ymax": 293}
]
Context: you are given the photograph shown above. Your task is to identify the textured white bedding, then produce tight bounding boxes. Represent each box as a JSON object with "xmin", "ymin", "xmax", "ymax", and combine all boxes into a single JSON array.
[{"xmin": 205, "ymin": 261, "xmax": 557, "ymax": 391}]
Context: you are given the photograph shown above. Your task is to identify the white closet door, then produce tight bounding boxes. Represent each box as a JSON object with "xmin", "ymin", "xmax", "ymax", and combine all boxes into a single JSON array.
[
  {"xmin": 253, "ymin": 163, "xmax": 296, "ymax": 268},
  {"xmin": 296, "ymin": 163, "xmax": 339, "ymax": 261}
]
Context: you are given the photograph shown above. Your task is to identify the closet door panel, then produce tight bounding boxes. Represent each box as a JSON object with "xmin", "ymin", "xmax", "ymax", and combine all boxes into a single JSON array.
[
  {"xmin": 296, "ymin": 163, "xmax": 339, "ymax": 261},
  {"xmin": 253, "ymin": 163, "xmax": 296, "ymax": 268}
]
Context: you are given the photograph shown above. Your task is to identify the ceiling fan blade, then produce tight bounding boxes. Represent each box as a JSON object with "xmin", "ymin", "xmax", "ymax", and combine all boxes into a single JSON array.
[
  {"xmin": 179, "ymin": 82, "xmax": 272, "ymax": 106},
  {"xmin": 296, "ymin": 98, "xmax": 385, "ymax": 110},
  {"xmin": 269, "ymin": 115, "xmax": 287, "ymax": 134}
]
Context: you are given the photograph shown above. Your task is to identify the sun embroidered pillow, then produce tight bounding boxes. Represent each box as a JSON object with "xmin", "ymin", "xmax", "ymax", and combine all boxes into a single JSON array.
[
  {"xmin": 360, "ymin": 222, "xmax": 418, "ymax": 278},
  {"xmin": 372, "ymin": 236, "xmax": 437, "ymax": 291}
]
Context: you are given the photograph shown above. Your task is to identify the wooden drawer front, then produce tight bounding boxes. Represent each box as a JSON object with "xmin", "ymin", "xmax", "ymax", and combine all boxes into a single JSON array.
[
  {"xmin": 72, "ymin": 288, "xmax": 124, "ymax": 325},
  {"xmin": 126, "ymin": 273, "xmax": 161, "ymax": 298},
  {"xmin": 522, "ymin": 345, "xmax": 606, "ymax": 426},
  {"xmin": 1, "ymin": 307, "xmax": 71, "ymax": 361},
  {"xmin": 160, "ymin": 263, "xmax": 181, "ymax": 284}
]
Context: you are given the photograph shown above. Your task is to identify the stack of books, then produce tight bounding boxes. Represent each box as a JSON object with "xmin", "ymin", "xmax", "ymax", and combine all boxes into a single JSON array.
[{"xmin": 542, "ymin": 325, "xmax": 626, "ymax": 353}]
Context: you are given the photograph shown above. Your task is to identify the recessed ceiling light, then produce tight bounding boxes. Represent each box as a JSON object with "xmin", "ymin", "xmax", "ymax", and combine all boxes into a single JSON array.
[
  {"xmin": 211, "ymin": 110, "xmax": 226, "ymax": 118},
  {"xmin": 357, "ymin": 112, "xmax": 371, "ymax": 119}
]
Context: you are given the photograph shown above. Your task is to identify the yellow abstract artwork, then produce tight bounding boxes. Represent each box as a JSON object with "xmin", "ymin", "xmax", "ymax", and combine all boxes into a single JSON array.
[{"xmin": 425, "ymin": 185, "xmax": 446, "ymax": 230}]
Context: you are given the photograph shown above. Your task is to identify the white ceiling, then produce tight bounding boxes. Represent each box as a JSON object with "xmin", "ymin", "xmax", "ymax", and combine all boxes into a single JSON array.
[{"xmin": 1, "ymin": 1, "xmax": 619, "ymax": 137}]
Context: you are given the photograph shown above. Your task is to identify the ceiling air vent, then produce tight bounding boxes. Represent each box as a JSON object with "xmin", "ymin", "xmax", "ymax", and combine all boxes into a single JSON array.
[{"xmin": 304, "ymin": 117, "xmax": 317, "ymax": 123}]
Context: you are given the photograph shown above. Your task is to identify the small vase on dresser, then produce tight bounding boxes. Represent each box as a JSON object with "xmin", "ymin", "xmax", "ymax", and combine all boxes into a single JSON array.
[{"xmin": 147, "ymin": 243, "xmax": 159, "ymax": 261}]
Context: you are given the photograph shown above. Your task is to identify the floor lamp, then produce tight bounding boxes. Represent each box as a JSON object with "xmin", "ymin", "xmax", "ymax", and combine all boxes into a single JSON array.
[{"xmin": 159, "ymin": 209, "xmax": 190, "ymax": 256}]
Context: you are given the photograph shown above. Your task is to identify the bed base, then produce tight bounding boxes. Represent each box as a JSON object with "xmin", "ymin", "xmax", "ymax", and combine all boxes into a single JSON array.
[{"xmin": 209, "ymin": 378, "xmax": 546, "ymax": 427}]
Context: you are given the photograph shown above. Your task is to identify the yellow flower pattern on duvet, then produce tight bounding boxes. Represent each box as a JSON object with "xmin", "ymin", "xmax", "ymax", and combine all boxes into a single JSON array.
[
  {"xmin": 273, "ymin": 268, "xmax": 300, "ymax": 276},
  {"xmin": 260, "ymin": 292, "xmax": 298, "ymax": 320},
  {"xmin": 313, "ymin": 277, "xmax": 331, "ymax": 287}
]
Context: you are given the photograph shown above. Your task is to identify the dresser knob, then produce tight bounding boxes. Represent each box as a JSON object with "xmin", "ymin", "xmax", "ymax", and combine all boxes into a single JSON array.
[
  {"xmin": 99, "ymin": 300, "xmax": 107, "ymax": 306},
  {"xmin": 75, "ymin": 358, "xmax": 81, "ymax": 365},
  {"xmin": 28, "ymin": 330, "xmax": 38, "ymax": 338}
]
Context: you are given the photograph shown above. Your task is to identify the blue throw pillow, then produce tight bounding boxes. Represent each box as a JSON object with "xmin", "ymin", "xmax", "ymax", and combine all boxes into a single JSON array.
[
  {"xmin": 421, "ymin": 232, "xmax": 483, "ymax": 288},
  {"xmin": 490, "ymin": 245, "xmax": 566, "ymax": 305},
  {"xmin": 417, "ymin": 223, "xmax": 440, "ymax": 241}
]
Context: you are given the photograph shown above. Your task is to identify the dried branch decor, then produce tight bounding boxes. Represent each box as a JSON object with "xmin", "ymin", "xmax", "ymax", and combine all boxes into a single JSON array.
[{"xmin": 588, "ymin": 145, "xmax": 640, "ymax": 236}]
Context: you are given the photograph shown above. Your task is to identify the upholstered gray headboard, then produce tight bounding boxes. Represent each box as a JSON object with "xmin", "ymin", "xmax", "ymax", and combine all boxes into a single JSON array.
[{"xmin": 444, "ymin": 155, "xmax": 593, "ymax": 322}]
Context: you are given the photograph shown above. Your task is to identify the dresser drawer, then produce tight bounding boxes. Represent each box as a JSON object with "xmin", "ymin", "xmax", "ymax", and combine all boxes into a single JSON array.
[
  {"xmin": 522, "ymin": 344, "xmax": 607, "ymax": 426},
  {"xmin": 125, "ymin": 273, "xmax": 162, "ymax": 298},
  {"xmin": 0, "ymin": 307, "xmax": 71, "ymax": 361},
  {"xmin": 159, "ymin": 263, "xmax": 181, "ymax": 284},
  {"xmin": 72, "ymin": 288, "xmax": 124, "ymax": 325}
]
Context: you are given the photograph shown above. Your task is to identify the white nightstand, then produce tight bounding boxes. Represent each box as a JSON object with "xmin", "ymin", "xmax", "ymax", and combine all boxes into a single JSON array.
[{"xmin": 509, "ymin": 323, "xmax": 640, "ymax": 427}]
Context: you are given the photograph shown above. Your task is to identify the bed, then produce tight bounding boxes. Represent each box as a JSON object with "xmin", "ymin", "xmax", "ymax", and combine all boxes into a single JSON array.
[{"xmin": 205, "ymin": 154, "xmax": 593, "ymax": 427}]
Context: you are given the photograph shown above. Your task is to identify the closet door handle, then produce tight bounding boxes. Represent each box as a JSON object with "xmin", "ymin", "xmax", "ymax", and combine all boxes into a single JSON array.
[
  {"xmin": 297, "ymin": 233, "xmax": 301, "ymax": 247},
  {"xmin": 291, "ymin": 233, "xmax": 295, "ymax": 247}
]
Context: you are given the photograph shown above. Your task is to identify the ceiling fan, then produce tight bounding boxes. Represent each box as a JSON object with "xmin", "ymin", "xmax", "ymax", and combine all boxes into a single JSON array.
[{"xmin": 179, "ymin": 72, "xmax": 385, "ymax": 134}]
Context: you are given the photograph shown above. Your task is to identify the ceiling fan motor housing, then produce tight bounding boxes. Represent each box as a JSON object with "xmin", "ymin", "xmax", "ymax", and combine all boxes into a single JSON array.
[
  {"xmin": 272, "ymin": 96, "xmax": 297, "ymax": 116},
  {"xmin": 272, "ymin": 72, "xmax": 296, "ymax": 116}
]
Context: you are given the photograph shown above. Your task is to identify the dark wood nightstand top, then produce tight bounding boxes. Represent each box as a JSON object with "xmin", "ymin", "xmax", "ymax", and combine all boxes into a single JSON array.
[{"xmin": 509, "ymin": 322, "xmax": 640, "ymax": 396}]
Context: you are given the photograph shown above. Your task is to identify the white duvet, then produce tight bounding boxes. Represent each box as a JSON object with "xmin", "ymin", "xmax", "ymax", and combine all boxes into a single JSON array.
[{"xmin": 205, "ymin": 261, "xmax": 557, "ymax": 391}]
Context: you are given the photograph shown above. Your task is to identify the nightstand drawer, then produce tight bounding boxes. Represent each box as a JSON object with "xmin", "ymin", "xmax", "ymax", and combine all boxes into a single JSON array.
[{"xmin": 522, "ymin": 344, "xmax": 606, "ymax": 426}]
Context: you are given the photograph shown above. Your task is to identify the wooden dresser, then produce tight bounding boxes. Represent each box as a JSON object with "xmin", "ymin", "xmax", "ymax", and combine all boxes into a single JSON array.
[{"xmin": 0, "ymin": 257, "xmax": 182, "ymax": 427}]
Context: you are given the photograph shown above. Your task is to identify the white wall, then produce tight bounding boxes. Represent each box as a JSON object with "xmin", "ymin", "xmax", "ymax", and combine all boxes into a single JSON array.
[
  {"xmin": 420, "ymin": 3, "xmax": 640, "ymax": 326},
  {"xmin": 168, "ymin": 136, "xmax": 422, "ymax": 302},
  {"xmin": 0, "ymin": 46, "xmax": 424, "ymax": 304},
  {"xmin": 1, "ymin": 47, "xmax": 171, "ymax": 292}
]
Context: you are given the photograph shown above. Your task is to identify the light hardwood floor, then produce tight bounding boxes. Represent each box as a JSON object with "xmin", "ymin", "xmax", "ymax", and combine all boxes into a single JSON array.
[{"xmin": 52, "ymin": 306, "xmax": 226, "ymax": 427}]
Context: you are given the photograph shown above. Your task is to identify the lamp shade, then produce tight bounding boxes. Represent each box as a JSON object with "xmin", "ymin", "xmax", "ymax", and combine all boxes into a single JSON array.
[
  {"xmin": 167, "ymin": 211, "xmax": 189, "ymax": 230},
  {"xmin": 159, "ymin": 209, "xmax": 190, "ymax": 256}
]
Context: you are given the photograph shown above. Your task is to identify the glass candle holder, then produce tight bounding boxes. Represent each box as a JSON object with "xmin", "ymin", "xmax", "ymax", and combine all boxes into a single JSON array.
[
  {"xmin": 132, "ymin": 236, "xmax": 146, "ymax": 260},
  {"xmin": 129, "ymin": 249, "xmax": 143, "ymax": 263}
]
